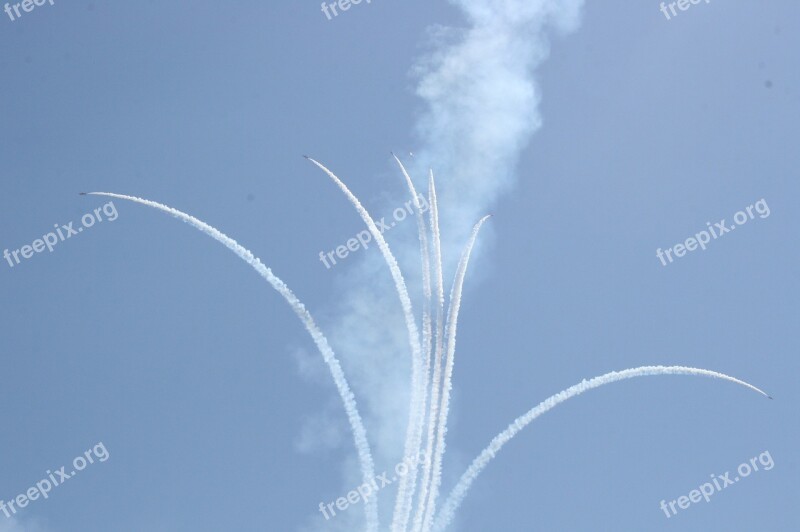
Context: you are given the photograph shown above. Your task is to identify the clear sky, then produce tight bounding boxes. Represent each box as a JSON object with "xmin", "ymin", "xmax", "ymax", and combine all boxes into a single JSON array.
[{"xmin": 0, "ymin": 1, "xmax": 797, "ymax": 531}]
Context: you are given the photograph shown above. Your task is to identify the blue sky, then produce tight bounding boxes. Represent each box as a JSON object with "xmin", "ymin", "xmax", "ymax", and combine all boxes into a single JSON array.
[{"xmin": 0, "ymin": 1, "xmax": 797, "ymax": 531}]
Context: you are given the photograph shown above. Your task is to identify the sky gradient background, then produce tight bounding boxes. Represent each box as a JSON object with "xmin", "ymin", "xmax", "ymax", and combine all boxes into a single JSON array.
[{"xmin": 0, "ymin": 1, "xmax": 797, "ymax": 531}]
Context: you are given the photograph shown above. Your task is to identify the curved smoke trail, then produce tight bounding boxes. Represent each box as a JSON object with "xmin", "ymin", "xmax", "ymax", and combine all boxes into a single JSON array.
[
  {"xmin": 82, "ymin": 192, "xmax": 380, "ymax": 532},
  {"xmin": 431, "ymin": 365, "xmax": 771, "ymax": 531},
  {"xmin": 413, "ymin": 173, "xmax": 447, "ymax": 532},
  {"xmin": 302, "ymin": 157, "xmax": 425, "ymax": 531},
  {"xmin": 422, "ymin": 215, "xmax": 491, "ymax": 532},
  {"xmin": 391, "ymin": 155, "xmax": 434, "ymax": 532}
]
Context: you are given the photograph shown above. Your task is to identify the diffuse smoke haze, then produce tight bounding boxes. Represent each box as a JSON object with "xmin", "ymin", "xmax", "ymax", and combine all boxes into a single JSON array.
[{"xmin": 412, "ymin": 0, "xmax": 585, "ymax": 257}]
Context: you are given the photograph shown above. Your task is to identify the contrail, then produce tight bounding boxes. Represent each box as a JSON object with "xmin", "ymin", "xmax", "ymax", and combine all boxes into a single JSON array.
[
  {"xmin": 391, "ymin": 154, "xmax": 434, "ymax": 532},
  {"xmin": 302, "ymin": 157, "xmax": 425, "ymax": 531},
  {"xmin": 431, "ymin": 365, "xmax": 771, "ymax": 532},
  {"xmin": 413, "ymin": 173, "xmax": 447, "ymax": 532},
  {"xmin": 428, "ymin": 173, "xmax": 445, "ymax": 317},
  {"xmin": 422, "ymin": 215, "xmax": 490, "ymax": 532},
  {"xmin": 81, "ymin": 191, "xmax": 380, "ymax": 532}
]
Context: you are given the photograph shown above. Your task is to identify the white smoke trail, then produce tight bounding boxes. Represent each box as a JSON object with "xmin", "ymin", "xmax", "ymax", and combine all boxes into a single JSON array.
[
  {"xmin": 302, "ymin": 157, "xmax": 425, "ymax": 531},
  {"xmin": 391, "ymin": 155, "xmax": 434, "ymax": 532},
  {"xmin": 428, "ymin": 171, "xmax": 446, "ymax": 319},
  {"xmin": 422, "ymin": 215, "xmax": 490, "ymax": 532},
  {"xmin": 431, "ymin": 365, "xmax": 771, "ymax": 531},
  {"xmin": 413, "ymin": 173, "xmax": 447, "ymax": 532},
  {"xmin": 81, "ymin": 192, "xmax": 380, "ymax": 532}
]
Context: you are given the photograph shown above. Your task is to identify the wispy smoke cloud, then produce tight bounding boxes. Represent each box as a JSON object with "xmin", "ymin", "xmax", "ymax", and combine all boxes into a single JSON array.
[{"xmin": 411, "ymin": 0, "xmax": 585, "ymax": 256}]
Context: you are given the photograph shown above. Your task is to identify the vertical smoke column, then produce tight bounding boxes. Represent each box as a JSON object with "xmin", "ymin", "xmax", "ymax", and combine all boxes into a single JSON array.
[{"xmin": 411, "ymin": 0, "xmax": 585, "ymax": 261}]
